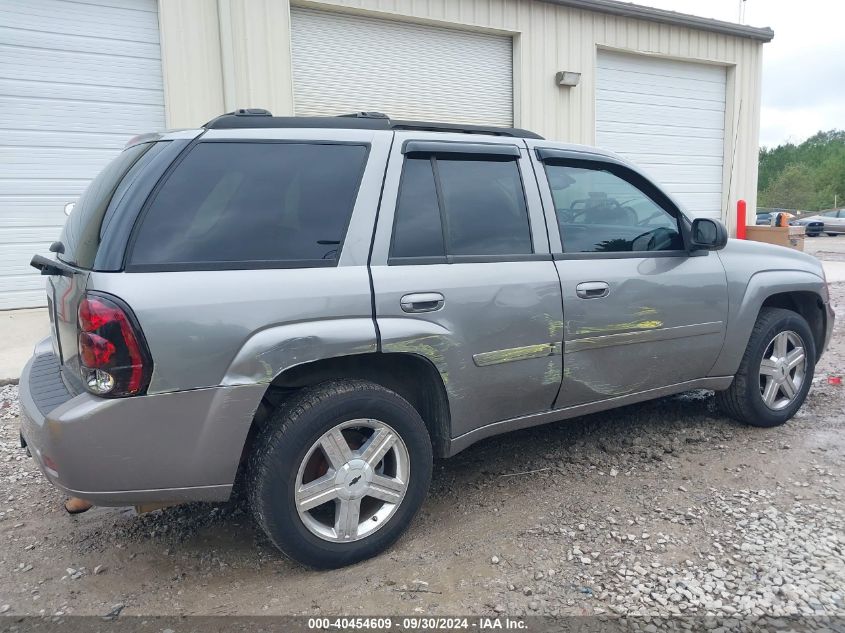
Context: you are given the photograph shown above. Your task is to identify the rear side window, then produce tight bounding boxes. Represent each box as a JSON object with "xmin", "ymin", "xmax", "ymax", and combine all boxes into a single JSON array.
[
  {"xmin": 59, "ymin": 142, "xmax": 155, "ymax": 268},
  {"xmin": 391, "ymin": 158, "xmax": 445, "ymax": 258},
  {"xmin": 128, "ymin": 142, "xmax": 368, "ymax": 269},
  {"xmin": 391, "ymin": 156, "xmax": 532, "ymax": 260}
]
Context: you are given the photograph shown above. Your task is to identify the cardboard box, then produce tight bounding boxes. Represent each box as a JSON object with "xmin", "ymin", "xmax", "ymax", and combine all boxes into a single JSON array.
[{"xmin": 745, "ymin": 225, "xmax": 805, "ymax": 251}]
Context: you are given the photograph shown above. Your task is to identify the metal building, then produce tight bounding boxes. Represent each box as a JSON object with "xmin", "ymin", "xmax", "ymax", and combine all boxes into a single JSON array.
[{"xmin": 0, "ymin": 0, "xmax": 773, "ymax": 309}]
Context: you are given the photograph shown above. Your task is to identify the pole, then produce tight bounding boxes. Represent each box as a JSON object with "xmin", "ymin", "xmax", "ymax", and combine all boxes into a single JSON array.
[{"xmin": 736, "ymin": 199, "xmax": 747, "ymax": 239}]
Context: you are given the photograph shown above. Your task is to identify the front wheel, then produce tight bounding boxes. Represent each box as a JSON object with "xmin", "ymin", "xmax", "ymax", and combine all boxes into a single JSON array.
[
  {"xmin": 248, "ymin": 380, "xmax": 433, "ymax": 569},
  {"xmin": 716, "ymin": 307, "xmax": 816, "ymax": 427}
]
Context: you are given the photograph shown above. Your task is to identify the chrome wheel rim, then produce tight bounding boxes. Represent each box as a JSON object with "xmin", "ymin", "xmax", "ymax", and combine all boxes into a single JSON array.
[
  {"xmin": 294, "ymin": 419, "xmax": 409, "ymax": 542},
  {"xmin": 759, "ymin": 330, "xmax": 807, "ymax": 411}
]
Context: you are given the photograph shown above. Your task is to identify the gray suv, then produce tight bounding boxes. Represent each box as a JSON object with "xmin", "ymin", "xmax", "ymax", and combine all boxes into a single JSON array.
[{"xmin": 21, "ymin": 110, "xmax": 835, "ymax": 568}]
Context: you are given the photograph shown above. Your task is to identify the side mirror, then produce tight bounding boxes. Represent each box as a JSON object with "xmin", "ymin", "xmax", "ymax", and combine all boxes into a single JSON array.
[
  {"xmin": 64, "ymin": 202, "xmax": 75, "ymax": 216},
  {"xmin": 689, "ymin": 218, "xmax": 728, "ymax": 251}
]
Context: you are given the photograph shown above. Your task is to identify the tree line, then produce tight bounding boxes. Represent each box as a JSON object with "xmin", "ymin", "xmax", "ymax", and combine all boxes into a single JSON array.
[{"xmin": 758, "ymin": 130, "xmax": 845, "ymax": 211}]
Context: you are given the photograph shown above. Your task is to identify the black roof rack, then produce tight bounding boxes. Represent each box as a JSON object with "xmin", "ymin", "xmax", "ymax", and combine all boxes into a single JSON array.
[{"xmin": 203, "ymin": 109, "xmax": 543, "ymax": 139}]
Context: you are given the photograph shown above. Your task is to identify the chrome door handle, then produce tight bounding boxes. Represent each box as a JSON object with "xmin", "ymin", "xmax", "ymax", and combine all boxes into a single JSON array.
[
  {"xmin": 575, "ymin": 281, "xmax": 610, "ymax": 299},
  {"xmin": 400, "ymin": 292, "xmax": 445, "ymax": 313}
]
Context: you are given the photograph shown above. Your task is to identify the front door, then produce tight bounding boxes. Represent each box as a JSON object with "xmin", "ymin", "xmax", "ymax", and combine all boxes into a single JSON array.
[
  {"xmin": 530, "ymin": 145, "xmax": 729, "ymax": 407},
  {"xmin": 370, "ymin": 132, "xmax": 564, "ymax": 438}
]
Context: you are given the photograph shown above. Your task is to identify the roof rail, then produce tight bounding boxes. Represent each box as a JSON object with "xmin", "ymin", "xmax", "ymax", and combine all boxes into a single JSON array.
[
  {"xmin": 203, "ymin": 110, "xmax": 543, "ymax": 139},
  {"xmin": 337, "ymin": 111, "xmax": 390, "ymax": 119},
  {"xmin": 391, "ymin": 119, "xmax": 542, "ymax": 139}
]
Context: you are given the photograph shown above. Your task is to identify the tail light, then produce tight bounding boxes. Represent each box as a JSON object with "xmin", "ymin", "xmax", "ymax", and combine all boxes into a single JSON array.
[{"xmin": 77, "ymin": 293, "xmax": 152, "ymax": 397}]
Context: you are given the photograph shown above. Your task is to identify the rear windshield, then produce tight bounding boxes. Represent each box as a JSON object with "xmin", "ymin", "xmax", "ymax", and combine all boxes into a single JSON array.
[
  {"xmin": 127, "ymin": 141, "xmax": 368, "ymax": 269},
  {"xmin": 59, "ymin": 143, "xmax": 154, "ymax": 268}
]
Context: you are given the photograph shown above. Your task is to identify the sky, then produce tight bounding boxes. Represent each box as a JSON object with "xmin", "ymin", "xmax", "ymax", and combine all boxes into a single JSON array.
[{"xmin": 629, "ymin": 0, "xmax": 845, "ymax": 148}]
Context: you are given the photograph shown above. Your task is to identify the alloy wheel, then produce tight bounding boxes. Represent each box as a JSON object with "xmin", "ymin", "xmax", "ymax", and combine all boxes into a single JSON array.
[
  {"xmin": 294, "ymin": 419, "xmax": 410, "ymax": 542},
  {"xmin": 758, "ymin": 330, "xmax": 807, "ymax": 410}
]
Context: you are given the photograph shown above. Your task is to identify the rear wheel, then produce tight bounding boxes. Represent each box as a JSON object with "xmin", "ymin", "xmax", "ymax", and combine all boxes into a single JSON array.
[
  {"xmin": 827, "ymin": 233, "xmax": 838, "ymax": 237},
  {"xmin": 249, "ymin": 380, "xmax": 433, "ymax": 569},
  {"xmin": 716, "ymin": 308, "xmax": 815, "ymax": 427}
]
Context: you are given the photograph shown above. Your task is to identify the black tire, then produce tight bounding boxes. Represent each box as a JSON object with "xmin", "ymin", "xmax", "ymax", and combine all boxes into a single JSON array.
[
  {"xmin": 716, "ymin": 307, "xmax": 816, "ymax": 427},
  {"xmin": 248, "ymin": 380, "xmax": 433, "ymax": 569},
  {"xmin": 827, "ymin": 233, "xmax": 838, "ymax": 237}
]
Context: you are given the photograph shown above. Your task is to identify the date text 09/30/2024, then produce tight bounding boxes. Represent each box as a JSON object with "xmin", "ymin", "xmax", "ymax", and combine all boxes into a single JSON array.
[{"xmin": 307, "ymin": 617, "xmax": 528, "ymax": 630}]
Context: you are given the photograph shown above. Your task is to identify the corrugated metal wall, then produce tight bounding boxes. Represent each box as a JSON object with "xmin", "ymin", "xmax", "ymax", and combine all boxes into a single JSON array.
[
  {"xmin": 595, "ymin": 50, "xmax": 728, "ymax": 219},
  {"xmin": 290, "ymin": 7, "xmax": 514, "ymax": 126},
  {"xmin": 157, "ymin": 0, "xmax": 765, "ymax": 233},
  {"xmin": 0, "ymin": 0, "xmax": 166, "ymax": 309}
]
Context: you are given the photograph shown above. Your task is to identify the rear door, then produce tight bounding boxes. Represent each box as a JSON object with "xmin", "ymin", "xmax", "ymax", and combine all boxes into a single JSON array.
[
  {"xmin": 529, "ymin": 144, "xmax": 729, "ymax": 407},
  {"xmin": 370, "ymin": 132, "xmax": 564, "ymax": 439}
]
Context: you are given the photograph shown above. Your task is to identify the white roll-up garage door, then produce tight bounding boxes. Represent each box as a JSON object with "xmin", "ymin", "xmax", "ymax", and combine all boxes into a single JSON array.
[
  {"xmin": 0, "ymin": 0, "xmax": 166, "ymax": 309},
  {"xmin": 290, "ymin": 7, "xmax": 513, "ymax": 128},
  {"xmin": 596, "ymin": 51, "xmax": 726, "ymax": 219}
]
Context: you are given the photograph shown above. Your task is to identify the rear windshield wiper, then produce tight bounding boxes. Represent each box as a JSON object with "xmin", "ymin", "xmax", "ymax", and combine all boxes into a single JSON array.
[{"xmin": 30, "ymin": 254, "xmax": 75, "ymax": 277}]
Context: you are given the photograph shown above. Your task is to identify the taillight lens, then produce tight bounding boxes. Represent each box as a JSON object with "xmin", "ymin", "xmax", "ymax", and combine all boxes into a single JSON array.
[{"xmin": 77, "ymin": 293, "xmax": 152, "ymax": 397}]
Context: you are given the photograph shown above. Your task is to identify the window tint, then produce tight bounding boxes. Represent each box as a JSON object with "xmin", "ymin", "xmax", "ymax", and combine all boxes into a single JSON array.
[
  {"xmin": 130, "ymin": 142, "xmax": 367, "ymax": 267},
  {"xmin": 59, "ymin": 142, "xmax": 155, "ymax": 268},
  {"xmin": 544, "ymin": 164, "xmax": 683, "ymax": 253},
  {"xmin": 391, "ymin": 158, "xmax": 445, "ymax": 258},
  {"xmin": 391, "ymin": 156, "xmax": 532, "ymax": 259},
  {"xmin": 437, "ymin": 158, "xmax": 532, "ymax": 256}
]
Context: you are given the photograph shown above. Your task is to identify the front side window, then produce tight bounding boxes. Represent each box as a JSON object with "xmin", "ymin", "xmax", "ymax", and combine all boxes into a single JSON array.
[
  {"xmin": 129, "ymin": 142, "xmax": 368, "ymax": 267},
  {"xmin": 544, "ymin": 163, "xmax": 683, "ymax": 254},
  {"xmin": 391, "ymin": 156, "xmax": 532, "ymax": 259}
]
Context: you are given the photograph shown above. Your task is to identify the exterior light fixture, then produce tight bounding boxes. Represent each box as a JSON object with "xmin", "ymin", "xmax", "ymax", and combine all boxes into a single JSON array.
[{"xmin": 555, "ymin": 71, "xmax": 581, "ymax": 87}]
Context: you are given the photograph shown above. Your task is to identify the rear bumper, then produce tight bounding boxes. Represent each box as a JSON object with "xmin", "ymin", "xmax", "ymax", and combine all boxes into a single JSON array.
[{"xmin": 18, "ymin": 339, "xmax": 266, "ymax": 506}]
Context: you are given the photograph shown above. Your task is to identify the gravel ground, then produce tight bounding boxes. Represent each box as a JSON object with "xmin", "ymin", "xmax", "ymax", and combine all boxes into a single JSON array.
[{"xmin": 0, "ymin": 277, "xmax": 842, "ymax": 621}]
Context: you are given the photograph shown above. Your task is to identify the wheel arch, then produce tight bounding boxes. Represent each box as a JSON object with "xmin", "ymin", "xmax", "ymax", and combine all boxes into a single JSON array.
[
  {"xmin": 760, "ymin": 290, "xmax": 827, "ymax": 356},
  {"xmin": 709, "ymin": 270, "xmax": 829, "ymax": 377},
  {"xmin": 242, "ymin": 352, "xmax": 452, "ymax": 462}
]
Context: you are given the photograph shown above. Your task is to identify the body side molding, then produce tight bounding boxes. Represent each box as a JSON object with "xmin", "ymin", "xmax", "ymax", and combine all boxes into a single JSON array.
[{"xmin": 565, "ymin": 321, "xmax": 724, "ymax": 354}]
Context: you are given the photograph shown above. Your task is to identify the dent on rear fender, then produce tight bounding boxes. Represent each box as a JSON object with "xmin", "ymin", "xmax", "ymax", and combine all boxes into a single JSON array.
[
  {"xmin": 378, "ymin": 316, "xmax": 458, "ymax": 393},
  {"xmin": 221, "ymin": 318, "xmax": 377, "ymax": 385}
]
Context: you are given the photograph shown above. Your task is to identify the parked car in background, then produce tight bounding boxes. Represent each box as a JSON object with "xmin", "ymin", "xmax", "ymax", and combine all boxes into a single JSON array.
[
  {"xmin": 790, "ymin": 217, "xmax": 824, "ymax": 237},
  {"xmin": 796, "ymin": 209, "xmax": 845, "ymax": 236},
  {"xmin": 756, "ymin": 212, "xmax": 822, "ymax": 237},
  {"xmin": 21, "ymin": 111, "xmax": 835, "ymax": 569}
]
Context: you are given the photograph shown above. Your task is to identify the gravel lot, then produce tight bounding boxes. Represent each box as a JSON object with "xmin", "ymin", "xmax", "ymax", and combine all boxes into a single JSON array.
[{"xmin": 0, "ymin": 244, "xmax": 843, "ymax": 620}]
